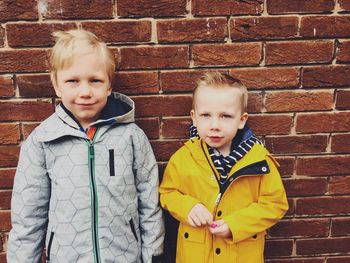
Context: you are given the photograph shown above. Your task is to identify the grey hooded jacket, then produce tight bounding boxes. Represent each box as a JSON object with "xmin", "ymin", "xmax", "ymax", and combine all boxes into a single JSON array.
[{"xmin": 7, "ymin": 92, "xmax": 164, "ymax": 263}]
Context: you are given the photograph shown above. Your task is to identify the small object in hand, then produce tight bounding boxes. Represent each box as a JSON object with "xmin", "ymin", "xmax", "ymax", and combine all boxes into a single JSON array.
[{"xmin": 210, "ymin": 223, "xmax": 218, "ymax": 228}]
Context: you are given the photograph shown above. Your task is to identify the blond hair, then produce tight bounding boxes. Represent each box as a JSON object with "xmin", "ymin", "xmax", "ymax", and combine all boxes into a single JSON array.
[
  {"xmin": 192, "ymin": 72, "xmax": 248, "ymax": 112},
  {"xmin": 49, "ymin": 29, "xmax": 116, "ymax": 84}
]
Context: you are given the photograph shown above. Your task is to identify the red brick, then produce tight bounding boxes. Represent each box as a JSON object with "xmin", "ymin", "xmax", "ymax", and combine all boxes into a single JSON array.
[
  {"xmin": 297, "ymin": 156, "xmax": 350, "ymax": 176},
  {"xmin": 296, "ymin": 237, "xmax": 350, "ymax": 255},
  {"xmin": 158, "ymin": 18, "xmax": 226, "ymax": 43},
  {"xmin": 267, "ymin": 0, "xmax": 335, "ymax": 14},
  {"xmin": 247, "ymin": 92, "xmax": 263, "ymax": 114},
  {"xmin": 0, "ymin": 0, "xmax": 38, "ymax": 22},
  {"xmin": 286, "ymin": 198, "xmax": 295, "ymax": 216},
  {"xmin": 303, "ymin": 66, "xmax": 350, "ymax": 88},
  {"xmin": 192, "ymin": 43, "xmax": 261, "ymax": 67},
  {"xmin": 231, "ymin": 17, "xmax": 298, "ymax": 40},
  {"xmin": 0, "ymin": 252, "xmax": 6, "ymax": 263},
  {"xmin": 327, "ymin": 257, "xmax": 350, "ymax": 263},
  {"xmin": 132, "ymin": 95, "xmax": 192, "ymax": 118},
  {"xmin": 296, "ymin": 197, "xmax": 350, "ymax": 215},
  {"xmin": 336, "ymin": 89, "xmax": 350, "ymax": 110},
  {"xmin": 0, "ymin": 211, "xmax": 11, "ymax": 231},
  {"xmin": 7, "ymin": 22, "xmax": 76, "ymax": 47},
  {"xmin": 266, "ymin": 41, "xmax": 334, "ymax": 65},
  {"xmin": 192, "ymin": 0, "xmax": 263, "ymax": 16},
  {"xmin": 82, "ymin": 21, "xmax": 151, "ymax": 44},
  {"xmin": 120, "ymin": 46, "xmax": 189, "ymax": 70},
  {"xmin": 0, "ymin": 50, "xmax": 49, "ymax": 73},
  {"xmin": 283, "ymin": 178, "xmax": 327, "ymax": 197},
  {"xmin": 265, "ymin": 135, "xmax": 328, "ymax": 154},
  {"xmin": 150, "ymin": 140, "xmax": 184, "ymax": 161},
  {"xmin": 22, "ymin": 123, "xmax": 40, "ymax": 139},
  {"xmin": 39, "ymin": 0, "xmax": 113, "ymax": 19},
  {"xmin": 0, "ymin": 75, "xmax": 15, "ymax": 97},
  {"xmin": 265, "ymin": 239, "xmax": 293, "ymax": 257},
  {"xmin": 328, "ymin": 176, "xmax": 350, "ymax": 195},
  {"xmin": 339, "ymin": 0, "xmax": 350, "ymax": 11},
  {"xmin": 296, "ymin": 112, "xmax": 350, "ymax": 133},
  {"xmin": 267, "ymin": 259, "xmax": 324, "ymax": 263},
  {"xmin": 135, "ymin": 118, "xmax": 160, "ymax": 140},
  {"xmin": 160, "ymin": 70, "xmax": 206, "ymax": 93},
  {"xmin": 247, "ymin": 115, "xmax": 293, "ymax": 135},
  {"xmin": 0, "ymin": 101, "xmax": 54, "ymax": 122},
  {"xmin": 331, "ymin": 133, "xmax": 350, "ymax": 153},
  {"xmin": 275, "ymin": 157, "xmax": 295, "ymax": 177},
  {"xmin": 300, "ymin": 16, "xmax": 350, "ymax": 38},
  {"xmin": 265, "ymin": 91, "xmax": 333, "ymax": 112},
  {"xmin": 269, "ymin": 219, "xmax": 329, "ymax": 237},
  {"xmin": 0, "ymin": 26, "xmax": 4, "ymax": 47},
  {"xmin": 0, "ymin": 124, "xmax": 20, "ymax": 145},
  {"xmin": 17, "ymin": 74, "xmax": 55, "ymax": 97},
  {"xmin": 0, "ymin": 190, "xmax": 11, "ymax": 209},
  {"xmin": 162, "ymin": 117, "xmax": 191, "ymax": 139},
  {"xmin": 117, "ymin": 0, "xmax": 186, "ymax": 17},
  {"xmin": 331, "ymin": 218, "xmax": 350, "ymax": 236},
  {"xmin": 337, "ymin": 41, "xmax": 350, "ymax": 63},
  {"xmin": 0, "ymin": 146, "xmax": 20, "ymax": 168},
  {"xmin": 229, "ymin": 67, "xmax": 299, "ymax": 90},
  {"xmin": 114, "ymin": 72, "xmax": 158, "ymax": 95},
  {"xmin": 0, "ymin": 169, "xmax": 15, "ymax": 190}
]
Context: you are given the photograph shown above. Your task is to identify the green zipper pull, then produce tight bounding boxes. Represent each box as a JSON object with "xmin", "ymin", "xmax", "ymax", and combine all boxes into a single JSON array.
[{"xmin": 89, "ymin": 144, "xmax": 95, "ymax": 158}]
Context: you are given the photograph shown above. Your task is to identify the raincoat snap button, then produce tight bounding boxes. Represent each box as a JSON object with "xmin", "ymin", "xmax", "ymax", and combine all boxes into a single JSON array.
[
  {"xmin": 217, "ymin": 210, "xmax": 222, "ymax": 217},
  {"xmin": 215, "ymin": 248, "xmax": 221, "ymax": 255},
  {"xmin": 184, "ymin": 232, "xmax": 189, "ymax": 238},
  {"xmin": 261, "ymin": 167, "xmax": 267, "ymax": 172},
  {"xmin": 252, "ymin": 234, "xmax": 257, "ymax": 239}
]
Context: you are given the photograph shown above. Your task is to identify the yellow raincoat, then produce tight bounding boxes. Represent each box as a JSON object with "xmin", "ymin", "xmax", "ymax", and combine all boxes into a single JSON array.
[{"xmin": 159, "ymin": 138, "xmax": 288, "ymax": 263}]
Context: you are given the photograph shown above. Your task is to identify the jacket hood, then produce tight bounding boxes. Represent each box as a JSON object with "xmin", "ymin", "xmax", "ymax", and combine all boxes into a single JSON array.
[{"xmin": 36, "ymin": 92, "xmax": 135, "ymax": 142}]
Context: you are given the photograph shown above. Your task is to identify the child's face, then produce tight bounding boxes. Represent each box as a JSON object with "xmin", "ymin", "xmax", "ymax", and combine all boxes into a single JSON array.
[
  {"xmin": 191, "ymin": 85, "xmax": 248, "ymax": 156},
  {"xmin": 53, "ymin": 50, "xmax": 112, "ymax": 129}
]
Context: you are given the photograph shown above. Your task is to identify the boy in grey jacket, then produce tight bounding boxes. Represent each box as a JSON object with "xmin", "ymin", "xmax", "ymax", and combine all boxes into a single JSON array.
[{"xmin": 7, "ymin": 29, "xmax": 164, "ymax": 263}]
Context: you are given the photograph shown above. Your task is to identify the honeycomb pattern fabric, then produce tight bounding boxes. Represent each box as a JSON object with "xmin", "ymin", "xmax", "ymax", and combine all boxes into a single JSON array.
[{"xmin": 7, "ymin": 93, "xmax": 164, "ymax": 263}]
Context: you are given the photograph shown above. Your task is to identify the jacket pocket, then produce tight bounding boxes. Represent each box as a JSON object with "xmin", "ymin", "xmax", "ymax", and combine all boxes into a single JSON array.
[
  {"xmin": 109, "ymin": 149, "xmax": 115, "ymax": 176},
  {"xmin": 177, "ymin": 224, "xmax": 206, "ymax": 262},
  {"xmin": 46, "ymin": 231, "xmax": 55, "ymax": 261},
  {"xmin": 129, "ymin": 218, "xmax": 139, "ymax": 242}
]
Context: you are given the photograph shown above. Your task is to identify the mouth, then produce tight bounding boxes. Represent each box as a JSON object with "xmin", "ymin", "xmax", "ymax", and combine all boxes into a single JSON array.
[{"xmin": 209, "ymin": 136, "xmax": 222, "ymax": 142}]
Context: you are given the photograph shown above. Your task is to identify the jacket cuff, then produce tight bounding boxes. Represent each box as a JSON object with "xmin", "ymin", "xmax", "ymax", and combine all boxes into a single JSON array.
[{"xmin": 152, "ymin": 254, "xmax": 164, "ymax": 263}]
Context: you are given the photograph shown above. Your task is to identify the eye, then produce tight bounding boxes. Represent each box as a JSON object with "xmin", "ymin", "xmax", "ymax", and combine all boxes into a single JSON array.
[
  {"xmin": 91, "ymin": 79, "xmax": 102, "ymax": 83},
  {"xmin": 66, "ymin": 79, "xmax": 77, "ymax": 83},
  {"xmin": 222, "ymin": 114, "xmax": 233, "ymax": 118},
  {"xmin": 200, "ymin": 113, "xmax": 210, "ymax": 118}
]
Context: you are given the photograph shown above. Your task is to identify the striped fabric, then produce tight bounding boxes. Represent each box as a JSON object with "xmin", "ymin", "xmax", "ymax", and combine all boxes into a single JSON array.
[{"xmin": 189, "ymin": 124, "xmax": 263, "ymax": 185}]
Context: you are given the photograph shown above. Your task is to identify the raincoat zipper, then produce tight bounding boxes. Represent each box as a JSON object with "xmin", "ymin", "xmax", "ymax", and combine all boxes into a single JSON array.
[{"xmin": 86, "ymin": 129, "xmax": 101, "ymax": 263}]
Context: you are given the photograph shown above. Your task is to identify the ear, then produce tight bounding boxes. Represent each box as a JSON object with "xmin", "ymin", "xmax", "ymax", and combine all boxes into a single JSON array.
[
  {"xmin": 190, "ymin": 109, "xmax": 197, "ymax": 126},
  {"xmin": 51, "ymin": 76, "xmax": 62, "ymax": 98},
  {"xmin": 239, "ymin": 112, "xmax": 248, "ymax": 129},
  {"xmin": 107, "ymin": 84, "xmax": 112, "ymax": 96}
]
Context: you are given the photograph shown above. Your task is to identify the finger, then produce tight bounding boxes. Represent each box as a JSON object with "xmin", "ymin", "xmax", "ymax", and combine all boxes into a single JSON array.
[{"xmin": 192, "ymin": 215, "xmax": 202, "ymax": 227}]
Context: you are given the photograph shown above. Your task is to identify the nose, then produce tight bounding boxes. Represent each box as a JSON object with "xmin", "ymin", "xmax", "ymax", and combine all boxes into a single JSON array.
[
  {"xmin": 210, "ymin": 117, "xmax": 220, "ymax": 130},
  {"xmin": 79, "ymin": 83, "xmax": 92, "ymax": 97}
]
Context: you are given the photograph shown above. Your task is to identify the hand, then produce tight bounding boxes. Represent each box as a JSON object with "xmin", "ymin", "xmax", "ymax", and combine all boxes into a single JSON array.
[
  {"xmin": 209, "ymin": 219, "xmax": 232, "ymax": 238},
  {"xmin": 188, "ymin": 203, "xmax": 213, "ymax": 227}
]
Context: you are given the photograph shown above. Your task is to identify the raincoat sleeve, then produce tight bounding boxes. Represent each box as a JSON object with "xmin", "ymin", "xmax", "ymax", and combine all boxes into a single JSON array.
[
  {"xmin": 7, "ymin": 131, "xmax": 50, "ymax": 263},
  {"xmin": 159, "ymin": 153, "xmax": 201, "ymax": 224},
  {"xmin": 133, "ymin": 127, "xmax": 164, "ymax": 263},
  {"xmin": 223, "ymin": 154, "xmax": 288, "ymax": 243}
]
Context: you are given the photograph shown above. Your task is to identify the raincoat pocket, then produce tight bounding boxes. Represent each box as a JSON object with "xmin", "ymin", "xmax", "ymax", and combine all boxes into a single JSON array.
[{"xmin": 177, "ymin": 224, "xmax": 206, "ymax": 263}]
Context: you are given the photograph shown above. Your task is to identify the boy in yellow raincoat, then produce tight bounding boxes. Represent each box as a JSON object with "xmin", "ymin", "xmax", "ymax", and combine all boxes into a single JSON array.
[{"xmin": 159, "ymin": 72, "xmax": 288, "ymax": 263}]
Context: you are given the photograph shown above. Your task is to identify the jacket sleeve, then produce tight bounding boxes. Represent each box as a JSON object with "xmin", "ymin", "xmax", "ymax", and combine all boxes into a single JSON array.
[
  {"xmin": 7, "ymin": 131, "xmax": 50, "ymax": 263},
  {"xmin": 159, "ymin": 154, "xmax": 201, "ymax": 224},
  {"xmin": 132, "ymin": 126, "xmax": 164, "ymax": 263},
  {"xmin": 224, "ymin": 155, "xmax": 289, "ymax": 243}
]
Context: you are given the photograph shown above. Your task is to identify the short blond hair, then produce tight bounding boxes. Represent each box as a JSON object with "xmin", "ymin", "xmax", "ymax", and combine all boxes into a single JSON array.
[
  {"xmin": 49, "ymin": 29, "xmax": 116, "ymax": 84},
  {"xmin": 192, "ymin": 72, "xmax": 248, "ymax": 112}
]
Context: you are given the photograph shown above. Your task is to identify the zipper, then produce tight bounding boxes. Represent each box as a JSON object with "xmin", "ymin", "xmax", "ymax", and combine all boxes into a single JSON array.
[
  {"xmin": 86, "ymin": 129, "xmax": 101, "ymax": 263},
  {"xmin": 129, "ymin": 218, "xmax": 139, "ymax": 242},
  {"xmin": 46, "ymin": 231, "xmax": 55, "ymax": 261},
  {"xmin": 109, "ymin": 149, "xmax": 115, "ymax": 176}
]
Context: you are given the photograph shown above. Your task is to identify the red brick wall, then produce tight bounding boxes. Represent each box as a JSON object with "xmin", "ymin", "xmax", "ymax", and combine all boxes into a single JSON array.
[{"xmin": 1, "ymin": 1, "xmax": 350, "ymax": 262}]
